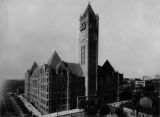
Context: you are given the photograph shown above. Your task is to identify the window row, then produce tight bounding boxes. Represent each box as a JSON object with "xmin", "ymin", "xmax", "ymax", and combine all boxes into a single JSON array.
[
  {"xmin": 30, "ymin": 93, "xmax": 37, "ymax": 100},
  {"xmin": 31, "ymin": 80, "xmax": 38, "ymax": 88},
  {"xmin": 40, "ymin": 99, "xmax": 49, "ymax": 106},
  {"xmin": 81, "ymin": 45, "xmax": 85, "ymax": 65},
  {"xmin": 40, "ymin": 92, "xmax": 49, "ymax": 99},
  {"xmin": 40, "ymin": 77, "xmax": 49, "ymax": 83},
  {"xmin": 40, "ymin": 85, "xmax": 49, "ymax": 92},
  {"xmin": 31, "ymin": 89, "xmax": 38, "ymax": 94},
  {"xmin": 40, "ymin": 105, "xmax": 49, "ymax": 112}
]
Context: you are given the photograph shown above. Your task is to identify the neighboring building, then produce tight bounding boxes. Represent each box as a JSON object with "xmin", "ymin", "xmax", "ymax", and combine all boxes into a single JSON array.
[
  {"xmin": 122, "ymin": 96, "xmax": 159, "ymax": 117},
  {"xmin": 98, "ymin": 60, "xmax": 123, "ymax": 103},
  {"xmin": 25, "ymin": 62, "xmax": 38, "ymax": 101},
  {"xmin": 145, "ymin": 76, "xmax": 160, "ymax": 96},
  {"xmin": 121, "ymin": 78, "xmax": 160, "ymax": 117},
  {"xmin": 24, "ymin": 3, "xmax": 123, "ymax": 115},
  {"xmin": 30, "ymin": 65, "xmax": 40, "ymax": 108},
  {"xmin": 135, "ymin": 80, "xmax": 145, "ymax": 87},
  {"xmin": 133, "ymin": 80, "xmax": 145, "ymax": 95},
  {"xmin": 24, "ymin": 70, "xmax": 30, "ymax": 100}
]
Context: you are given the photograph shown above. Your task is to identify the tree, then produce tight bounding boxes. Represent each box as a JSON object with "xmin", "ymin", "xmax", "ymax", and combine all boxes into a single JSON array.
[
  {"xmin": 115, "ymin": 107, "xmax": 128, "ymax": 117},
  {"xmin": 99, "ymin": 104, "xmax": 110, "ymax": 116},
  {"xmin": 84, "ymin": 100, "xmax": 98, "ymax": 117}
]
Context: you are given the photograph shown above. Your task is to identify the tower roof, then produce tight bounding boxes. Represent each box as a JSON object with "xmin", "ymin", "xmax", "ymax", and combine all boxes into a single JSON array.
[
  {"xmin": 81, "ymin": 3, "xmax": 96, "ymax": 18},
  {"xmin": 48, "ymin": 51, "xmax": 61, "ymax": 69}
]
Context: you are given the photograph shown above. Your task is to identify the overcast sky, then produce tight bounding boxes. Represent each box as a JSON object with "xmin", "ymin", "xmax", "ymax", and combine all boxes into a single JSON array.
[{"xmin": 0, "ymin": 0, "xmax": 160, "ymax": 80}]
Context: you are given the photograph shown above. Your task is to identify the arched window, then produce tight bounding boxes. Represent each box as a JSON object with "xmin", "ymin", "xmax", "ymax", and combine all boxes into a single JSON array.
[{"xmin": 81, "ymin": 45, "xmax": 85, "ymax": 64}]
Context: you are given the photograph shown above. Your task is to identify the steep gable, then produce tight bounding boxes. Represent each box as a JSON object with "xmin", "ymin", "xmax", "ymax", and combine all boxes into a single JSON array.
[
  {"xmin": 102, "ymin": 60, "xmax": 115, "ymax": 72},
  {"xmin": 29, "ymin": 62, "xmax": 38, "ymax": 77},
  {"xmin": 48, "ymin": 51, "xmax": 61, "ymax": 69}
]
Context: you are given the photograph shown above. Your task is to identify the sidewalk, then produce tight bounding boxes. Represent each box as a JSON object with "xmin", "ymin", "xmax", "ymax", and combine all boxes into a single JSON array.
[
  {"xmin": 42, "ymin": 109, "xmax": 84, "ymax": 117},
  {"xmin": 18, "ymin": 95, "xmax": 83, "ymax": 117},
  {"xmin": 9, "ymin": 96, "xmax": 26, "ymax": 116},
  {"xmin": 18, "ymin": 95, "xmax": 42, "ymax": 117}
]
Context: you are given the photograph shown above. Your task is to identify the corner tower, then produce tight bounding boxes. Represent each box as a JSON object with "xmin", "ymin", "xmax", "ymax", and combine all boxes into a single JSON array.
[{"xmin": 79, "ymin": 3, "xmax": 99, "ymax": 98}]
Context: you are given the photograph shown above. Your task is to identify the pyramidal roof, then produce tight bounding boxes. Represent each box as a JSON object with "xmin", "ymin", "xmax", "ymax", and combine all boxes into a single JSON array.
[
  {"xmin": 48, "ymin": 51, "xmax": 61, "ymax": 69},
  {"xmin": 102, "ymin": 60, "xmax": 114, "ymax": 71},
  {"xmin": 31, "ymin": 62, "xmax": 38, "ymax": 71},
  {"xmin": 31, "ymin": 66, "xmax": 40, "ymax": 77},
  {"xmin": 82, "ymin": 3, "xmax": 96, "ymax": 18},
  {"xmin": 29, "ymin": 61, "xmax": 38, "ymax": 77}
]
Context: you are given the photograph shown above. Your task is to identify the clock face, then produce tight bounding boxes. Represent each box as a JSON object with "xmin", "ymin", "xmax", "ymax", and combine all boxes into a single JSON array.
[{"xmin": 80, "ymin": 21, "xmax": 87, "ymax": 31}]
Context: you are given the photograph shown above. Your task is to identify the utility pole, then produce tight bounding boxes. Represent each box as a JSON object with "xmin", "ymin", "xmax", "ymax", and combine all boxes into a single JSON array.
[
  {"xmin": 67, "ymin": 70, "xmax": 70, "ymax": 110},
  {"xmin": 117, "ymin": 72, "xmax": 119, "ymax": 102}
]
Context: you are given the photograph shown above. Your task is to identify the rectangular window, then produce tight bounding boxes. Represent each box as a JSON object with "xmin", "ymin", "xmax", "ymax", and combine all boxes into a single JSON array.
[
  {"xmin": 81, "ymin": 45, "xmax": 85, "ymax": 64},
  {"xmin": 81, "ymin": 46, "xmax": 82, "ymax": 64},
  {"xmin": 84, "ymin": 45, "xmax": 85, "ymax": 64}
]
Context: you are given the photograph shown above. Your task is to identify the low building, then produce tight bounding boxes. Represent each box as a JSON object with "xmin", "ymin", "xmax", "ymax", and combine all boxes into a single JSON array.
[
  {"xmin": 98, "ymin": 60, "xmax": 123, "ymax": 103},
  {"xmin": 122, "ymin": 96, "xmax": 159, "ymax": 117}
]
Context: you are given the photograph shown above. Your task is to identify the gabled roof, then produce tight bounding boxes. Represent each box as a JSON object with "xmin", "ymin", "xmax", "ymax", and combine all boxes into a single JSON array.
[
  {"xmin": 48, "ymin": 51, "xmax": 61, "ymax": 69},
  {"xmin": 65, "ymin": 62, "xmax": 84, "ymax": 77},
  {"xmin": 102, "ymin": 60, "xmax": 114, "ymax": 71},
  {"xmin": 57, "ymin": 61, "xmax": 84, "ymax": 77}
]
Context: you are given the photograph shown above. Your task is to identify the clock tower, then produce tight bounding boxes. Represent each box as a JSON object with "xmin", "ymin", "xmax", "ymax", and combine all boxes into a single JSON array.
[{"xmin": 79, "ymin": 3, "xmax": 99, "ymax": 99}]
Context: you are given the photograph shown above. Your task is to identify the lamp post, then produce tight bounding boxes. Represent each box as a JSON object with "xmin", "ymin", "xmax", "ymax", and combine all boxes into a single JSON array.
[
  {"xmin": 55, "ymin": 99, "xmax": 59, "ymax": 117},
  {"xmin": 117, "ymin": 73, "xmax": 119, "ymax": 102},
  {"xmin": 77, "ymin": 96, "xmax": 79, "ymax": 109},
  {"xmin": 66, "ymin": 71, "xmax": 70, "ymax": 111}
]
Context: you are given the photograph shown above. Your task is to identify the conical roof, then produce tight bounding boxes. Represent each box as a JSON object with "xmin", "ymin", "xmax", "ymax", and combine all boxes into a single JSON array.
[{"xmin": 47, "ymin": 51, "xmax": 61, "ymax": 69}]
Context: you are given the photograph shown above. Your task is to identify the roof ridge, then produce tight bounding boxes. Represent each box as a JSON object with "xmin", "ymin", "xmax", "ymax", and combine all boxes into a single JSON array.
[{"xmin": 65, "ymin": 61, "xmax": 80, "ymax": 65}]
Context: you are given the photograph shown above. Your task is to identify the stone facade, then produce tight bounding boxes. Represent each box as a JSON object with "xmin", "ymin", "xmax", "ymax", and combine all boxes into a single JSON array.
[
  {"xmin": 24, "ymin": 52, "xmax": 85, "ymax": 115},
  {"xmin": 24, "ymin": 3, "xmax": 123, "ymax": 115},
  {"xmin": 79, "ymin": 3, "xmax": 99, "ymax": 98},
  {"xmin": 98, "ymin": 60, "xmax": 123, "ymax": 103}
]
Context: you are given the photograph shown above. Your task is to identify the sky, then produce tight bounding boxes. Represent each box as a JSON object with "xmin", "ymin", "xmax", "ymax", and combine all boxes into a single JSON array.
[{"xmin": 0, "ymin": 0, "xmax": 160, "ymax": 80}]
